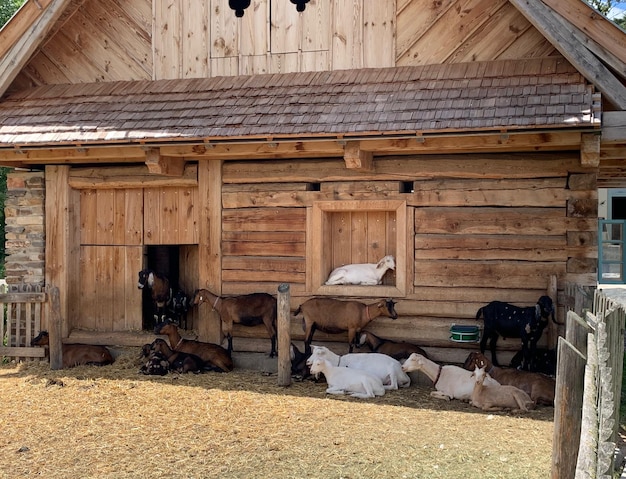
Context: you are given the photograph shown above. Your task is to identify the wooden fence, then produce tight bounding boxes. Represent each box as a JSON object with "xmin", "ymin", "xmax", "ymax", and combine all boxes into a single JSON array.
[
  {"xmin": 553, "ymin": 288, "xmax": 626, "ymax": 479},
  {"xmin": 0, "ymin": 283, "xmax": 47, "ymax": 361}
]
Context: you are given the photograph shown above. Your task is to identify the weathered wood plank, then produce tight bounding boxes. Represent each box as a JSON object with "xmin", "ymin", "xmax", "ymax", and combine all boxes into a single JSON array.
[
  {"xmin": 415, "ymin": 234, "xmax": 568, "ymax": 261},
  {"xmin": 222, "ymin": 208, "xmax": 306, "ymax": 232},
  {"xmin": 413, "ymin": 260, "xmax": 566, "ymax": 289},
  {"xmin": 414, "ymin": 207, "xmax": 595, "ymax": 235},
  {"xmin": 69, "ymin": 164, "xmax": 198, "ymax": 189}
]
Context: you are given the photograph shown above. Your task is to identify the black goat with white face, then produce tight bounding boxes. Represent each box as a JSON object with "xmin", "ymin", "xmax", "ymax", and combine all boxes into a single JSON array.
[{"xmin": 476, "ymin": 295, "xmax": 562, "ymax": 371}]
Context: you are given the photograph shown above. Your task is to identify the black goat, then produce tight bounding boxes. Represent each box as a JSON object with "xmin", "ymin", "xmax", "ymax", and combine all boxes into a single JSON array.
[
  {"xmin": 510, "ymin": 347, "xmax": 557, "ymax": 376},
  {"xmin": 476, "ymin": 295, "xmax": 562, "ymax": 370},
  {"xmin": 168, "ymin": 288, "xmax": 191, "ymax": 330}
]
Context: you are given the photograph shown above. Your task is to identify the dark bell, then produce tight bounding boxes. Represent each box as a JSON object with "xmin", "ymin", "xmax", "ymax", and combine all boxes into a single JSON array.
[
  {"xmin": 229, "ymin": 0, "xmax": 250, "ymax": 17},
  {"xmin": 290, "ymin": 0, "xmax": 310, "ymax": 12}
]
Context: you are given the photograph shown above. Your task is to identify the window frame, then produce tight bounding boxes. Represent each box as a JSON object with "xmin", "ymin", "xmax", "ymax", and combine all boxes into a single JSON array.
[{"xmin": 306, "ymin": 199, "xmax": 407, "ymax": 297}]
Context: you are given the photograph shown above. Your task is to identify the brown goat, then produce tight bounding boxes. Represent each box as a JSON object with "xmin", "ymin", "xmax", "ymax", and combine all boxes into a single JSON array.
[
  {"xmin": 150, "ymin": 338, "xmax": 205, "ymax": 373},
  {"xmin": 154, "ymin": 321, "xmax": 233, "ymax": 372},
  {"xmin": 31, "ymin": 331, "xmax": 114, "ymax": 369},
  {"xmin": 470, "ymin": 366, "xmax": 535, "ymax": 413},
  {"xmin": 295, "ymin": 297, "xmax": 398, "ymax": 355},
  {"xmin": 463, "ymin": 351, "xmax": 555, "ymax": 406},
  {"xmin": 356, "ymin": 331, "xmax": 428, "ymax": 361},
  {"xmin": 137, "ymin": 269, "xmax": 171, "ymax": 313},
  {"xmin": 191, "ymin": 289, "xmax": 277, "ymax": 357}
]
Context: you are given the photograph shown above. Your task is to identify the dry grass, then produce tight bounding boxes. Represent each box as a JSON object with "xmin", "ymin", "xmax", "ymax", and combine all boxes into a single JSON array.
[{"xmin": 0, "ymin": 348, "xmax": 554, "ymax": 479}]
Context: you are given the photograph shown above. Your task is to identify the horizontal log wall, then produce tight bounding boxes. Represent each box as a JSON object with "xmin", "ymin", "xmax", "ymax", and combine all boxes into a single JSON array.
[{"xmin": 221, "ymin": 152, "xmax": 597, "ymax": 360}]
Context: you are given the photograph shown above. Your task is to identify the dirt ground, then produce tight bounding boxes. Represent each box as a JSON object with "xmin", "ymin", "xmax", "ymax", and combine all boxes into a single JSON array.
[{"xmin": 0, "ymin": 347, "xmax": 554, "ymax": 479}]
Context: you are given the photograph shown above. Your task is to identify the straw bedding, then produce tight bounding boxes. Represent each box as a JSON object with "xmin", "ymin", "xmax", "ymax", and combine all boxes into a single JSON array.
[{"xmin": 0, "ymin": 347, "xmax": 553, "ymax": 479}]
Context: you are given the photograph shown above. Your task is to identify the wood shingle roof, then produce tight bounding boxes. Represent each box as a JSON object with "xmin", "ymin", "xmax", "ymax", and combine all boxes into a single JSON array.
[{"xmin": 0, "ymin": 57, "xmax": 598, "ymax": 148}]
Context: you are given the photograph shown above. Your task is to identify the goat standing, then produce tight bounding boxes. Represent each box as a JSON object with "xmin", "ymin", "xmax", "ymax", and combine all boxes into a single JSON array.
[
  {"xmin": 137, "ymin": 269, "xmax": 172, "ymax": 316},
  {"xmin": 191, "ymin": 289, "xmax": 277, "ymax": 357},
  {"xmin": 295, "ymin": 297, "xmax": 398, "ymax": 355},
  {"xmin": 476, "ymin": 295, "xmax": 562, "ymax": 370}
]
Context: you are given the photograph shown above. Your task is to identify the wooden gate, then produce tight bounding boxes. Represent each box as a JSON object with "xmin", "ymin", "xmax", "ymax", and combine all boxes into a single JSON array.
[{"xmin": 0, "ymin": 284, "xmax": 47, "ymax": 361}]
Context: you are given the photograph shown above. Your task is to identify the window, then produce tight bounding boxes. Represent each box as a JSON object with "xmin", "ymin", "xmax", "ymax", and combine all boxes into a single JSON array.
[{"xmin": 306, "ymin": 200, "xmax": 407, "ymax": 297}]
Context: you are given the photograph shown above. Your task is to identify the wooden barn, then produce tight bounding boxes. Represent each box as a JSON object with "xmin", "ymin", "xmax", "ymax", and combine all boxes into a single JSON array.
[{"xmin": 0, "ymin": 0, "xmax": 625, "ymax": 364}]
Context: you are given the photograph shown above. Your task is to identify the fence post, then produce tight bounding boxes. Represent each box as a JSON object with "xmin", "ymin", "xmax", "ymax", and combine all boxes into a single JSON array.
[
  {"xmin": 277, "ymin": 283, "xmax": 291, "ymax": 387},
  {"xmin": 552, "ymin": 333, "xmax": 587, "ymax": 479},
  {"xmin": 48, "ymin": 286, "xmax": 63, "ymax": 370}
]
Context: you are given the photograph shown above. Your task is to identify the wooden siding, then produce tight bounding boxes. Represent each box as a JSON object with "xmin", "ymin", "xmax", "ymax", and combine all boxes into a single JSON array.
[{"xmin": 9, "ymin": 0, "xmax": 558, "ymax": 90}]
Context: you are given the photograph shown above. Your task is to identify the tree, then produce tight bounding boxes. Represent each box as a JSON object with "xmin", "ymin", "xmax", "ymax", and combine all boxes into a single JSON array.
[{"xmin": 0, "ymin": 0, "xmax": 25, "ymax": 27}]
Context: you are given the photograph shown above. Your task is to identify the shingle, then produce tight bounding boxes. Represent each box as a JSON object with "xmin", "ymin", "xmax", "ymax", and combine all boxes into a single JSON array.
[{"xmin": 0, "ymin": 58, "xmax": 597, "ymax": 146}]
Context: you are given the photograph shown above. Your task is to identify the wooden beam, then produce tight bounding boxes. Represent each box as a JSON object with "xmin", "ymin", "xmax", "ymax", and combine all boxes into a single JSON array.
[
  {"xmin": 0, "ymin": 130, "xmax": 587, "ymax": 166},
  {"xmin": 343, "ymin": 141, "xmax": 373, "ymax": 170},
  {"xmin": 541, "ymin": 0, "xmax": 626, "ymax": 67},
  {"xmin": 580, "ymin": 132, "xmax": 600, "ymax": 167},
  {"xmin": 144, "ymin": 148, "xmax": 186, "ymax": 176},
  {"xmin": 510, "ymin": 0, "xmax": 626, "ymax": 109},
  {"xmin": 68, "ymin": 164, "xmax": 198, "ymax": 189},
  {"xmin": 601, "ymin": 111, "xmax": 626, "ymax": 143},
  {"xmin": 0, "ymin": 0, "xmax": 75, "ymax": 98}
]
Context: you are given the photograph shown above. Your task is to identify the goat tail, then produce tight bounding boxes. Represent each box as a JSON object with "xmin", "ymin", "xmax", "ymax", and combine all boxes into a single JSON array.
[{"xmin": 475, "ymin": 307, "xmax": 484, "ymax": 321}]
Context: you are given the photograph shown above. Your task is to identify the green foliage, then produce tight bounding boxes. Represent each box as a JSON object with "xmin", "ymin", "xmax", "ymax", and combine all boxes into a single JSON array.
[
  {"xmin": 0, "ymin": 0, "xmax": 25, "ymax": 27},
  {"xmin": 587, "ymin": 0, "xmax": 614, "ymax": 16}
]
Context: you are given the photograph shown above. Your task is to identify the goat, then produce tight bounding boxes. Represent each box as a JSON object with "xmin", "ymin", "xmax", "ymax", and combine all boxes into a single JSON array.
[
  {"xmin": 476, "ymin": 295, "xmax": 562, "ymax": 370},
  {"xmin": 306, "ymin": 345, "xmax": 410, "ymax": 390},
  {"xmin": 463, "ymin": 351, "xmax": 555, "ymax": 406},
  {"xmin": 192, "ymin": 289, "xmax": 277, "ymax": 357},
  {"xmin": 290, "ymin": 343, "xmax": 310, "ymax": 379},
  {"xmin": 139, "ymin": 344, "xmax": 170, "ymax": 376},
  {"xmin": 401, "ymin": 352, "xmax": 499, "ymax": 401},
  {"xmin": 356, "ymin": 331, "xmax": 428, "ymax": 361},
  {"xmin": 308, "ymin": 358, "xmax": 385, "ymax": 398},
  {"xmin": 295, "ymin": 297, "xmax": 398, "ymax": 355},
  {"xmin": 154, "ymin": 320, "xmax": 233, "ymax": 372},
  {"xmin": 510, "ymin": 348, "xmax": 557, "ymax": 376},
  {"xmin": 168, "ymin": 288, "xmax": 191, "ymax": 330},
  {"xmin": 31, "ymin": 331, "xmax": 114, "ymax": 369},
  {"xmin": 325, "ymin": 254, "xmax": 395, "ymax": 285},
  {"xmin": 470, "ymin": 366, "xmax": 535, "ymax": 413},
  {"xmin": 137, "ymin": 269, "xmax": 172, "ymax": 315},
  {"xmin": 150, "ymin": 338, "xmax": 205, "ymax": 374}
]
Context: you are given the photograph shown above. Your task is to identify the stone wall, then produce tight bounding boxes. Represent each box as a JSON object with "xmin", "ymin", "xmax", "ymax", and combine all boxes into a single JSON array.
[{"xmin": 4, "ymin": 170, "xmax": 45, "ymax": 287}]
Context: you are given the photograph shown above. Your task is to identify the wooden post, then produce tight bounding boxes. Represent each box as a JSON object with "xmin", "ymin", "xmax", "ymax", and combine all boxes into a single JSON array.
[
  {"xmin": 551, "ymin": 316, "xmax": 587, "ymax": 479},
  {"xmin": 48, "ymin": 286, "xmax": 63, "ymax": 370},
  {"xmin": 277, "ymin": 283, "xmax": 291, "ymax": 387}
]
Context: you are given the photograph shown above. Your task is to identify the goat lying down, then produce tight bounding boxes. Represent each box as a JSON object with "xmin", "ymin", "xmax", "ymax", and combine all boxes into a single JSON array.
[
  {"xmin": 306, "ymin": 345, "xmax": 410, "ymax": 390},
  {"xmin": 325, "ymin": 255, "xmax": 395, "ymax": 285},
  {"xmin": 401, "ymin": 352, "xmax": 498, "ymax": 401},
  {"xmin": 463, "ymin": 351, "xmax": 555, "ymax": 406},
  {"xmin": 470, "ymin": 366, "xmax": 535, "ymax": 413},
  {"xmin": 308, "ymin": 358, "xmax": 385, "ymax": 399},
  {"xmin": 357, "ymin": 331, "xmax": 428, "ymax": 361},
  {"xmin": 31, "ymin": 331, "xmax": 114, "ymax": 369}
]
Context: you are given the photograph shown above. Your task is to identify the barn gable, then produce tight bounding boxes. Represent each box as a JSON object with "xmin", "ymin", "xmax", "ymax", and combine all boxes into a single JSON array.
[{"xmin": 0, "ymin": 0, "xmax": 621, "ymax": 363}]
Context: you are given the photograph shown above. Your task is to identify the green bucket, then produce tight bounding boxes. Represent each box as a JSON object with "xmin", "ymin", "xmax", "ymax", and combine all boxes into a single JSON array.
[{"xmin": 449, "ymin": 325, "xmax": 480, "ymax": 343}]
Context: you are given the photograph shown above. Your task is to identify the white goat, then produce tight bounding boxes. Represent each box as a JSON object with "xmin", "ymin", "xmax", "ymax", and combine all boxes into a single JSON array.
[
  {"xmin": 401, "ymin": 352, "xmax": 499, "ymax": 401},
  {"xmin": 470, "ymin": 366, "xmax": 535, "ymax": 413},
  {"xmin": 306, "ymin": 345, "xmax": 410, "ymax": 390},
  {"xmin": 325, "ymin": 255, "xmax": 395, "ymax": 285},
  {"xmin": 309, "ymin": 358, "xmax": 385, "ymax": 399}
]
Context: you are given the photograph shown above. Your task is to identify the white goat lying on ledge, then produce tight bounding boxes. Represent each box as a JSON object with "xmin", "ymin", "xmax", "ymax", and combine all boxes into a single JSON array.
[
  {"xmin": 308, "ymin": 358, "xmax": 385, "ymax": 398},
  {"xmin": 401, "ymin": 352, "xmax": 499, "ymax": 401},
  {"xmin": 325, "ymin": 255, "xmax": 395, "ymax": 285},
  {"xmin": 307, "ymin": 345, "xmax": 410, "ymax": 390}
]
